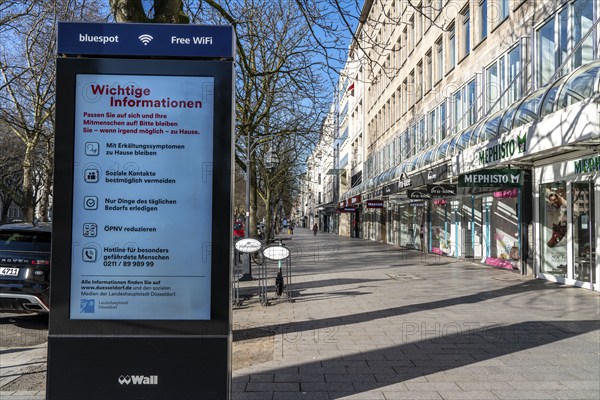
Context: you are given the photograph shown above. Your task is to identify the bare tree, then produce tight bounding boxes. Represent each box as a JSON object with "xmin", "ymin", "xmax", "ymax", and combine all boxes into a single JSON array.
[
  {"xmin": 0, "ymin": 0, "xmax": 105, "ymax": 221},
  {"xmin": 109, "ymin": 0, "xmax": 188, "ymax": 22},
  {"xmin": 0, "ymin": 123, "xmax": 25, "ymax": 222},
  {"xmin": 108, "ymin": 0, "xmax": 329, "ymax": 238},
  {"xmin": 0, "ymin": 3, "xmax": 57, "ymax": 221}
]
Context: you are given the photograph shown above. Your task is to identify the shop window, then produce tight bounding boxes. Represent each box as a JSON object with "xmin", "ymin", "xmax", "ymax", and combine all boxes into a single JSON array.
[
  {"xmin": 431, "ymin": 200, "xmax": 450, "ymax": 255},
  {"xmin": 485, "ymin": 192, "xmax": 519, "ymax": 267},
  {"xmin": 572, "ymin": 182, "xmax": 595, "ymax": 283},
  {"xmin": 540, "ymin": 182, "xmax": 568, "ymax": 277}
]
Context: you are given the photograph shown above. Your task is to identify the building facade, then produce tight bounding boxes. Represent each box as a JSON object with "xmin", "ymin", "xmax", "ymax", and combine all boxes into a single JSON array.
[{"xmin": 310, "ymin": 0, "xmax": 600, "ymax": 291}]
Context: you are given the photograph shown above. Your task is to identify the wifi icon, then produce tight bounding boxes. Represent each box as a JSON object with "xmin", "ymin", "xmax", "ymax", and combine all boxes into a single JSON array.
[{"xmin": 138, "ymin": 34, "xmax": 153, "ymax": 46}]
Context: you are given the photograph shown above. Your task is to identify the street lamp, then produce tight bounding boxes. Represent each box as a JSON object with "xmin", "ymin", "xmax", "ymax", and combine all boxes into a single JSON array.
[{"xmin": 240, "ymin": 135, "xmax": 277, "ymax": 281}]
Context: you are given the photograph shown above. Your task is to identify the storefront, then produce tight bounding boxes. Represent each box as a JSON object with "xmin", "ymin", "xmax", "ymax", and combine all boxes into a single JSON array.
[{"xmin": 535, "ymin": 155, "xmax": 599, "ymax": 290}]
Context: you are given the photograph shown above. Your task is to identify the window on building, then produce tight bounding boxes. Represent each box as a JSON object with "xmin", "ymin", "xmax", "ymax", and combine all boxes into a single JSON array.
[
  {"xmin": 424, "ymin": 0, "xmax": 432, "ymax": 33},
  {"xmin": 408, "ymin": 69, "xmax": 415, "ymax": 109},
  {"xmin": 453, "ymin": 88, "xmax": 463, "ymax": 132},
  {"xmin": 425, "ymin": 49, "xmax": 433, "ymax": 94},
  {"xmin": 439, "ymin": 102, "xmax": 447, "ymax": 140},
  {"xmin": 429, "ymin": 108, "xmax": 437, "ymax": 146},
  {"xmin": 402, "ymin": 129, "xmax": 410, "ymax": 160},
  {"xmin": 499, "ymin": 0, "xmax": 509, "ymax": 21},
  {"xmin": 467, "ymin": 79, "xmax": 477, "ymax": 126},
  {"xmin": 395, "ymin": 38, "xmax": 402, "ymax": 69},
  {"xmin": 448, "ymin": 22, "xmax": 456, "ymax": 70},
  {"xmin": 411, "ymin": 124, "xmax": 418, "ymax": 156},
  {"xmin": 479, "ymin": 0, "xmax": 487, "ymax": 42},
  {"xmin": 409, "ymin": 15, "xmax": 415, "ymax": 53},
  {"xmin": 402, "ymin": 27, "xmax": 408, "ymax": 64},
  {"xmin": 429, "ymin": 101, "xmax": 447, "ymax": 144},
  {"xmin": 573, "ymin": 0, "xmax": 595, "ymax": 68},
  {"xmin": 536, "ymin": 0, "xmax": 596, "ymax": 87},
  {"xmin": 416, "ymin": 61, "xmax": 423, "ymax": 101},
  {"xmin": 435, "ymin": 37, "xmax": 444, "ymax": 82},
  {"xmin": 486, "ymin": 44, "xmax": 521, "ymax": 112},
  {"xmin": 418, "ymin": 118, "xmax": 426, "ymax": 151},
  {"xmin": 415, "ymin": 3, "xmax": 423, "ymax": 45},
  {"xmin": 396, "ymin": 84, "xmax": 402, "ymax": 118},
  {"xmin": 461, "ymin": 7, "xmax": 470, "ymax": 59},
  {"xmin": 537, "ymin": 17, "xmax": 555, "ymax": 87},
  {"xmin": 402, "ymin": 79, "xmax": 408, "ymax": 115}
]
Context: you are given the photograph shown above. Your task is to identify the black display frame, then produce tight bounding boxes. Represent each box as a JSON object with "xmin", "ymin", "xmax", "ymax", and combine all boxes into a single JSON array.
[{"xmin": 48, "ymin": 57, "xmax": 233, "ymax": 399}]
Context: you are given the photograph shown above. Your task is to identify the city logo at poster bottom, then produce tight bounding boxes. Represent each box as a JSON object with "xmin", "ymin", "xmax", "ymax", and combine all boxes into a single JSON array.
[{"xmin": 118, "ymin": 375, "xmax": 159, "ymax": 385}]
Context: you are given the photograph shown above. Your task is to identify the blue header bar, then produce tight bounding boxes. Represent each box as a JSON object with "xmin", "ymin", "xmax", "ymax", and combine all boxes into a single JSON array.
[{"xmin": 58, "ymin": 22, "xmax": 234, "ymax": 59}]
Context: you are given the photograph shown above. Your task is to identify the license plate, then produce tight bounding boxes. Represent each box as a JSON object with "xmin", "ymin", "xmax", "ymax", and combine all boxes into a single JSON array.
[{"xmin": 0, "ymin": 267, "xmax": 19, "ymax": 277}]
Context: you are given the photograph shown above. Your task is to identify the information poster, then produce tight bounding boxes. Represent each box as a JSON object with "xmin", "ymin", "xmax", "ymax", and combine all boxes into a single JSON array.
[{"xmin": 70, "ymin": 74, "xmax": 214, "ymax": 320}]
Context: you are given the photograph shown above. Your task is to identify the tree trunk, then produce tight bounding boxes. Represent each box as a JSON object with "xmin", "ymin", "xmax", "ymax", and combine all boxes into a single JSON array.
[
  {"xmin": 21, "ymin": 143, "xmax": 35, "ymax": 221},
  {"xmin": 38, "ymin": 165, "xmax": 52, "ymax": 221},
  {"xmin": 249, "ymin": 151, "xmax": 257, "ymax": 238}
]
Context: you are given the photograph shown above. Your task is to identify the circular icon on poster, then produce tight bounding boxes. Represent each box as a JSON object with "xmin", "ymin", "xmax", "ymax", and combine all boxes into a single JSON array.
[
  {"xmin": 84, "ymin": 196, "xmax": 98, "ymax": 210},
  {"xmin": 85, "ymin": 142, "xmax": 99, "ymax": 156},
  {"xmin": 84, "ymin": 168, "xmax": 99, "ymax": 183}
]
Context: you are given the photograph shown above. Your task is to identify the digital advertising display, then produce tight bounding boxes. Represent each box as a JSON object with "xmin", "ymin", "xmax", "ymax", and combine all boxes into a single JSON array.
[
  {"xmin": 70, "ymin": 74, "xmax": 214, "ymax": 320},
  {"xmin": 49, "ymin": 22, "xmax": 234, "ymax": 400}
]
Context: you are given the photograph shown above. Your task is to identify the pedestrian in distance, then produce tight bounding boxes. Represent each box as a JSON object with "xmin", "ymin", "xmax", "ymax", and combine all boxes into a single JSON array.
[{"xmin": 313, "ymin": 223, "xmax": 318, "ymax": 236}]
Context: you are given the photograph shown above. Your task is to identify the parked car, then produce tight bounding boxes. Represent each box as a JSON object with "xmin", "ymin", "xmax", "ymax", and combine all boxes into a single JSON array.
[{"xmin": 0, "ymin": 222, "xmax": 51, "ymax": 313}]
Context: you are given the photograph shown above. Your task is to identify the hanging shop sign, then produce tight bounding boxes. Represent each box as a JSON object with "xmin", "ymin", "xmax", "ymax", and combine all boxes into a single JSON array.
[
  {"xmin": 574, "ymin": 155, "xmax": 600, "ymax": 174},
  {"xmin": 458, "ymin": 169, "xmax": 522, "ymax": 187},
  {"xmin": 235, "ymin": 238, "xmax": 262, "ymax": 254},
  {"xmin": 427, "ymin": 184, "xmax": 457, "ymax": 197},
  {"xmin": 383, "ymin": 182, "xmax": 398, "ymax": 195},
  {"xmin": 343, "ymin": 207, "xmax": 357, "ymax": 212},
  {"xmin": 366, "ymin": 199, "xmax": 384, "ymax": 208},
  {"xmin": 263, "ymin": 245, "xmax": 290, "ymax": 261},
  {"xmin": 348, "ymin": 195, "xmax": 362, "ymax": 205},
  {"xmin": 408, "ymin": 165, "xmax": 449, "ymax": 188},
  {"xmin": 398, "ymin": 173, "xmax": 413, "ymax": 190},
  {"xmin": 409, "ymin": 201, "xmax": 426, "ymax": 207},
  {"xmin": 407, "ymin": 189, "xmax": 431, "ymax": 199}
]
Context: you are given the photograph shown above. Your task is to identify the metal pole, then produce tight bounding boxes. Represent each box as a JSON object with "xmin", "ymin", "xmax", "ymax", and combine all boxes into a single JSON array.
[{"xmin": 241, "ymin": 131, "xmax": 253, "ymax": 280}]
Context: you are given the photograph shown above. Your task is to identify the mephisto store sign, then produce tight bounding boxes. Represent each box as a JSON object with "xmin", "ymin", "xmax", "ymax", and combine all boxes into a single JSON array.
[{"xmin": 458, "ymin": 169, "xmax": 522, "ymax": 187}]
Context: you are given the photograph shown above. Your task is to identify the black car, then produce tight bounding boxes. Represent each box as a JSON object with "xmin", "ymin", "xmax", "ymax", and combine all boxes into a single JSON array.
[{"xmin": 0, "ymin": 222, "xmax": 52, "ymax": 313}]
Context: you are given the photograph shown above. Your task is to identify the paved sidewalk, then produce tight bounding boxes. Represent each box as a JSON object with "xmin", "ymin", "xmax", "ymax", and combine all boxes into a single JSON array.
[
  {"xmin": 2, "ymin": 227, "xmax": 599, "ymax": 399},
  {"xmin": 232, "ymin": 228, "xmax": 600, "ymax": 400}
]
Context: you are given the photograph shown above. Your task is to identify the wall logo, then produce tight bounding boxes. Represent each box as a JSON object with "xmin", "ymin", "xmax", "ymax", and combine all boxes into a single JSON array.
[
  {"xmin": 138, "ymin": 34, "xmax": 154, "ymax": 46},
  {"xmin": 478, "ymin": 133, "xmax": 527, "ymax": 166},
  {"xmin": 118, "ymin": 375, "xmax": 158, "ymax": 385}
]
